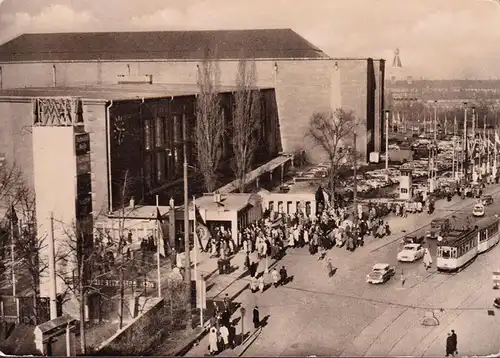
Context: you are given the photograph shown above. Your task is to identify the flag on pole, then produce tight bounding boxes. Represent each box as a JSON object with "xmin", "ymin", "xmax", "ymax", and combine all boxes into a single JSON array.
[
  {"xmin": 194, "ymin": 204, "xmax": 211, "ymax": 251},
  {"xmin": 155, "ymin": 208, "xmax": 166, "ymax": 257}
]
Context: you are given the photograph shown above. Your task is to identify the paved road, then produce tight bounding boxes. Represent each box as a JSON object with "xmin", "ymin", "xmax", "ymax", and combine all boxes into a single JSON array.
[{"xmin": 186, "ymin": 184, "xmax": 500, "ymax": 357}]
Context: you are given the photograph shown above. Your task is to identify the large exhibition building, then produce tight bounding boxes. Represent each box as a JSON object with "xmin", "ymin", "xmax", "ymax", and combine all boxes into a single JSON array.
[{"xmin": 0, "ymin": 29, "xmax": 385, "ymax": 301}]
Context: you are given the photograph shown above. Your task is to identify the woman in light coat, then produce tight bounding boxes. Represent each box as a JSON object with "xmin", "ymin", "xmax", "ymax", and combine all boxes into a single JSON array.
[{"xmin": 208, "ymin": 327, "xmax": 218, "ymax": 355}]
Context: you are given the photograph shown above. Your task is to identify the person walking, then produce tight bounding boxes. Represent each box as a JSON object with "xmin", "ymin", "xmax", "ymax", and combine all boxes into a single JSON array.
[
  {"xmin": 446, "ymin": 333, "xmax": 455, "ymax": 356},
  {"xmin": 271, "ymin": 268, "xmax": 280, "ymax": 288},
  {"xmin": 450, "ymin": 330, "xmax": 458, "ymax": 355},
  {"xmin": 400, "ymin": 269, "xmax": 406, "ymax": 287},
  {"xmin": 219, "ymin": 324, "xmax": 229, "ymax": 350},
  {"xmin": 326, "ymin": 258, "xmax": 334, "ymax": 277},
  {"xmin": 258, "ymin": 275, "xmax": 265, "ymax": 293},
  {"xmin": 279, "ymin": 266, "xmax": 288, "ymax": 286},
  {"xmin": 252, "ymin": 306, "xmax": 260, "ymax": 329},
  {"xmin": 208, "ymin": 327, "xmax": 218, "ymax": 355}
]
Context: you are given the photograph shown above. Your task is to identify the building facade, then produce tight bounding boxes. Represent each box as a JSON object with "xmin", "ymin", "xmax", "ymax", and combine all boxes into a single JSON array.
[{"xmin": 0, "ymin": 29, "xmax": 385, "ymax": 165}]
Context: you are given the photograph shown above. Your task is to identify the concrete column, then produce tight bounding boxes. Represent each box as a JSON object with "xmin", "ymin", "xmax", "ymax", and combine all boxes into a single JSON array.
[
  {"xmin": 231, "ymin": 214, "xmax": 239, "ymax": 247},
  {"xmin": 169, "ymin": 201, "xmax": 176, "ymax": 252}
]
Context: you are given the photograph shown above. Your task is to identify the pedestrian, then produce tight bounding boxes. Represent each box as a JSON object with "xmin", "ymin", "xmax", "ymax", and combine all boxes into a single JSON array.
[
  {"xmin": 258, "ymin": 275, "xmax": 265, "ymax": 293},
  {"xmin": 279, "ymin": 266, "xmax": 288, "ymax": 285},
  {"xmin": 252, "ymin": 306, "xmax": 260, "ymax": 329},
  {"xmin": 450, "ymin": 330, "xmax": 458, "ymax": 355},
  {"xmin": 208, "ymin": 327, "xmax": 218, "ymax": 355},
  {"xmin": 400, "ymin": 269, "xmax": 406, "ymax": 287},
  {"xmin": 446, "ymin": 333, "xmax": 455, "ymax": 356},
  {"xmin": 219, "ymin": 324, "xmax": 229, "ymax": 350},
  {"xmin": 271, "ymin": 268, "xmax": 280, "ymax": 288},
  {"xmin": 250, "ymin": 276, "xmax": 258, "ymax": 293},
  {"xmin": 326, "ymin": 258, "xmax": 334, "ymax": 277},
  {"xmin": 223, "ymin": 293, "xmax": 231, "ymax": 313}
]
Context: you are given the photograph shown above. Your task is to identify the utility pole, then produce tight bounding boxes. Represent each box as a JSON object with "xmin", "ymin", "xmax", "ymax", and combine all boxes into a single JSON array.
[
  {"xmin": 385, "ymin": 110, "xmax": 390, "ymax": 177},
  {"xmin": 182, "ymin": 114, "xmax": 192, "ymax": 328},
  {"xmin": 353, "ymin": 133, "xmax": 358, "ymax": 232},
  {"xmin": 463, "ymin": 102, "xmax": 468, "ymax": 181},
  {"xmin": 48, "ymin": 212, "xmax": 58, "ymax": 320}
]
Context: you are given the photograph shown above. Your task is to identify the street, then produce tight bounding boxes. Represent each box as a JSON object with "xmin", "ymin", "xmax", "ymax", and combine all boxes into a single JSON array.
[{"xmin": 186, "ymin": 184, "xmax": 500, "ymax": 357}]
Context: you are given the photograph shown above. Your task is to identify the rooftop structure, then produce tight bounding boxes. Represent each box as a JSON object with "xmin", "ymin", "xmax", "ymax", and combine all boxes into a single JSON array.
[{"xmin": 0, "ymin": 29, "xmax": 328, "ymax": 63}]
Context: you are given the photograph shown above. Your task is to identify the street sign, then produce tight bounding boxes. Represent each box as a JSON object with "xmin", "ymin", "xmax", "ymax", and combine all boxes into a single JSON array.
[
  {"xmin": 196, "ymin": 277, "xmax": 207, "ymax": 309},
  {"xmin": 80, "ymin": 278, "xmax": 156, "ymax": 289}
]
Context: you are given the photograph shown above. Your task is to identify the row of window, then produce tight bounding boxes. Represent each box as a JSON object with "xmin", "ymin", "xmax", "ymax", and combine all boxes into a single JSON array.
[
  {"xmin": 438, "ymin": 236, "xmax": 478, "ymax": 259},
  {"xmin": 268, "ymin": 201, "xmax": 312, "ymax": 216},
  {"xmin": 479, "ymin": 223, "xmax": 499, "ymax": 242}
]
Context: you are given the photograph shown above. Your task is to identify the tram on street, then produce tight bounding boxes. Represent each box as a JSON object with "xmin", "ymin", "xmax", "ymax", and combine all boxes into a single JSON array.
[{"xmin": 436, "ymin": 216, "xmax": 500, "ymax": 272}]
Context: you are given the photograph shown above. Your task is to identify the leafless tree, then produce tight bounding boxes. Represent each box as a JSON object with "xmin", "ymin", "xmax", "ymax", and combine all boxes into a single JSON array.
[
  {"xmin": 195, "ymin": 53, "xmax": 224, "ymax": 192},
  {"xmin": 232, "ymin": 59, "xmax": 261, "ymax": 193},
  {"xmin": 57, "ymin": 170, "xmax": 155, "ymax": 354},
  {"xmin": 307, "ymin": 108, "xmax": 359, "ymax": 196}
]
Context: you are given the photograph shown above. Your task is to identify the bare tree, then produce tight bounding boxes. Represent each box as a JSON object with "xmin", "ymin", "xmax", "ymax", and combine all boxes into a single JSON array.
[
  {"xmin": 195, "ymin": 54, "xmax": 225, "ymax": 192},
  {"xmin": 307, "ymin": 108, "xmax": 359, "ymax": 196},
  {"xmin": 232, "ymin": 59, "xmax": 261, "ymax": 193}
]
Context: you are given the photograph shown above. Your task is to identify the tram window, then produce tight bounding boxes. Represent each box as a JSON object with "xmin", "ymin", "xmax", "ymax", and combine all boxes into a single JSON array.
[
  {"xmin": 278, "ymin": 201, "xmax": 283, "ymax": 213},
  {"xmin": 452, "ymin": 248, "xmax": 457, "ymax": 258},
  {"xmin": 269, "ymin": 201, "xmax": 274, "ymax": 212},
  {"xmin": 287, "ymin": 201, "xmax": 292, "ymax": 214},
  {"xmin": 457, "ymin": 246, "xmax": 462, "ymax": 257},
  {"xmin": 441, "ymin": 248, "xmax": 451, "ymax": 259}
]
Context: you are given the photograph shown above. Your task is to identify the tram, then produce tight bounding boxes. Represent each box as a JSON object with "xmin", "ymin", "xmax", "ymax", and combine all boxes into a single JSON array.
[{"xmin": 436, "ymin": 217, "xmax": 500, "ymax": 272}]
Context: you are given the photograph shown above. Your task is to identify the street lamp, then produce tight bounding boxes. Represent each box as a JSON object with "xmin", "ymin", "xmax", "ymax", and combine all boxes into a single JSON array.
[
  {"xmin": 182, "ymin": 115, "xmax": 192, "ymax": 327},
  {"xmin": 384, "ymin": 110, "xmax": 390, "ymax": 176}
]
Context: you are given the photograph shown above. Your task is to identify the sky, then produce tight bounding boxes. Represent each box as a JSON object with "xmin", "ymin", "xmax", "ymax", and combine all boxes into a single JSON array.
[{"xmin": 0, "ymin": 0, "xmax": 499, "ymax": 79}]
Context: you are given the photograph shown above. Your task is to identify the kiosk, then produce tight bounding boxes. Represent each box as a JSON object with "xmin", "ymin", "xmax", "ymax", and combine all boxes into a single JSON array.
[{"xmin": 399, "ymin": 168, "xmax": 413, "ymax": 201}]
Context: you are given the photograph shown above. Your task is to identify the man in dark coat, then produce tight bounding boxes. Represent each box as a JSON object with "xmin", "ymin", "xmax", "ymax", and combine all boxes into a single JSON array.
[
  {"xmin": 450, "ymin": 330, "xmax": 457, "ymax": 354},
  {"xmin": 279, "ymin": 266, "xmax": 288, "ymax": 285},
  {"xmin": 446, "ymin": 333, "xmax": 455, "ymax": 356},
  {"xmin": 252, "ymin": 306, "xmax": 260, "ymax": 329}
]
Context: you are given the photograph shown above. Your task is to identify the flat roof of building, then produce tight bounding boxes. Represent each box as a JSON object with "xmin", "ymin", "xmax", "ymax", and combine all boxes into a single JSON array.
[
  {"xmin": 196, "ymin": 193, "xmax": 255, "ymax": 212},
  {"xmin": 0, "ymin": 29, "xmax": 328, "ymax": 62},
  {"xmin": 0, "ymin": 84, "xmax": 272, "ymax": 101}
]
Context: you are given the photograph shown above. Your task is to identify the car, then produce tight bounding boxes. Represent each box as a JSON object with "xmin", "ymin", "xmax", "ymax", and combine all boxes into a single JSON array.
[
  {"xmin": 397, "ymin": 244, "xmax": 425, "ymax": 262},
  {"xmin": 403, "ymin": 235, "xmax": 426, "ymax": 245},
  {"xmin": 366, "ymin": 263, "xmax": 395, "ymax": 284},
  {"xmin": 473, "ymin": 203, "xmax": 485, "ymax": 217},
  {"xmin": 427, "ymin": 218, "xmax": 450, "ymax": 239},
  {"xmin": 482, "ymin": 195, "xmax": 494, "ymax": 206},
  {"xmin": 494, "ymin": 297, "xmax": 500, "ymax": 309}
]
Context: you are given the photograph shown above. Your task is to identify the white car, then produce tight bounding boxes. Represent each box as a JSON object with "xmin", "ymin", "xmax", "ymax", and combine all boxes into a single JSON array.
[
  {"xmin": 397, "ymin": 244, "xmax": 425, "ymax": 262},
  {"xmin": 473, "ymin": 204, "xmax": 485, "ymax": 217}
]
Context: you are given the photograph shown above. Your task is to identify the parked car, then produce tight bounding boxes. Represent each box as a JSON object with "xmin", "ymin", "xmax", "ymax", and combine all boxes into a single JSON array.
[
  {"xmin": 397, "ymin": 244, "xmax": 425, "ymax": 262},
  {"xmin": 366, "ymin": 263, "xmax": 395, "ymax": 284}
]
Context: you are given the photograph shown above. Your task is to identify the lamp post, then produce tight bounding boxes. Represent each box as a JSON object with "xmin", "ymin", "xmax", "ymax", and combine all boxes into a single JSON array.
[
  {"xmin": 384, "ymin": 109, "xmax": 390, "ymax": 177},
  {"xmin": 463, "ymin": 102, "xmax": 468, "ymax": 181},
  {"xmin": 182, "ymin": 114, "xmax": 192, "ymax": 327}
]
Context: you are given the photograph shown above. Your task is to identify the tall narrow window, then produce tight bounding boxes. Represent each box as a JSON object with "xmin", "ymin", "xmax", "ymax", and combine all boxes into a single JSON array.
[
  {"xmin": 173, "ymin": 115, "xmax": 180, "ymax": 144},
  {"xmin": 155, "ymin": 117, "xmax": 164, "ymax": 147},
  {"xmin": 144, "ymin": 153, "xmax": 153, "ymax": 189},
  {"xmin": 156, "ymin": 151, "xmax": 165, "ymax": 183},
  {"xmin": 144, "ymin": 120, "xmax": 152, "ymax": 150}
]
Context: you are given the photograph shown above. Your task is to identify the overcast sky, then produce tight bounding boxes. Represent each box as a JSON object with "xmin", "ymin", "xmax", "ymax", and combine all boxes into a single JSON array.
[{"xmin": 0, "ymin": 0, "xmax": 499, "ymax": 79}]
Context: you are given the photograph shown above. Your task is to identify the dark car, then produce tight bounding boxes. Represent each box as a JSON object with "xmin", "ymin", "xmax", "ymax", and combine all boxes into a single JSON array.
[
  {"xmin": 482, "ymin": 195, "xmax": 494, "ymax": 206},
  {"xmin": 427, "ymin": 218, "xmax": 450, "ymax": 239},
  {"xmin": 403, "ymin": 235, "xmax": 426, "ymax": 245},
  {"xmin": 494, "ymin": 297, "xmax": 500, "ymax": 309}
]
